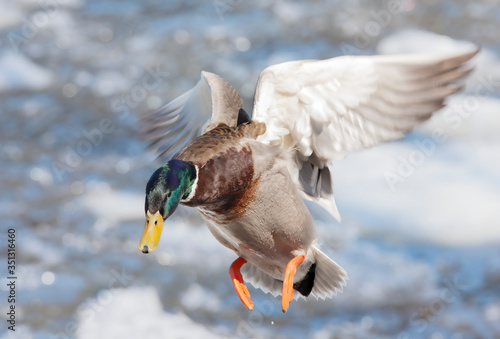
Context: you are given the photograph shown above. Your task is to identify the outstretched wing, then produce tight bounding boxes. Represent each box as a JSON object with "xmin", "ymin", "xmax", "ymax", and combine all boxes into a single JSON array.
[
  {"xmin": 142, "ymin": 71, "xmax": 248, "ymax": 162},
  {"xmin": 252, "ymin": 48, "xmax": 478, "ymax": 220}
]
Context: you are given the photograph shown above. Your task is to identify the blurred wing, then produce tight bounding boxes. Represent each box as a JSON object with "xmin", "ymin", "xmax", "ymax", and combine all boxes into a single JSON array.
[
  {"xmin": 142, "ymin": 71, "xmax": 245, "ymax": 161},
  {"xmin": 252, "ymin": 48, "xmax": 478, "ymax": 220}
]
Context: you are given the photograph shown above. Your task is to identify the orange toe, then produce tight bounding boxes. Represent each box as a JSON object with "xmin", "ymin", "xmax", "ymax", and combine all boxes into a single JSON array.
[
  {"xmin": 229, "ymin": 257, "xmax": 254, "ymax": 311},
  {"xmin": 281, "ymin": 254, "xmax": 306, "ymax": 313}
]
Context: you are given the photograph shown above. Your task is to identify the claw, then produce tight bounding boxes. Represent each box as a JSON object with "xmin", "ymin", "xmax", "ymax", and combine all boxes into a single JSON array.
[
  {"xmin": 229, "ymin": 257, "xmax": 254, "ymax": 311},
  {"xmin": 281, "ymin": 254, "xmax": 305, "ymax": 313}
]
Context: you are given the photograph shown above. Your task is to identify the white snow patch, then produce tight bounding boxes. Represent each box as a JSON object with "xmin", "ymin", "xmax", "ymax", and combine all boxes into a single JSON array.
[
  {"xmin": 0, "ymin": 52, "xmax": 54, "ymax": 91},
  {"xmin": 377, "ymin": 29, "xmax": 477, "ymax": 55},
  {"xmin": 153, "ymin": 216, "xmax": 234, "ymax": 271},
  {"xmin": 420, "ymin": 95, "xmax": 500, "ymax": 141},
  {"xmin": 81, "ymin": 186, "xmax": 143, "ymax": 224},
  {"xmin": 181, "ymin": 284, "xmax": 222, "ymax": 311},
  {"xmin": 335, "ymin": 245, "xmax": 437, "ymax": 310},
  {"xmin": 76, "ymin": 287, "xmax": 221, "ymax": 339},
  {"xmin": 92, "ymin": 70, "xmax": 132, "ymax": 96},
  {"xmin": 334, "ymin": 95, "xmax": 500, "ymax": 245}
]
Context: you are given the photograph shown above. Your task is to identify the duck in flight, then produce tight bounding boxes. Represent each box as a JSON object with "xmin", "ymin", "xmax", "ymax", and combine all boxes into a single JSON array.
[{"xmin": 138, "ymin": 48, "xmax": 477, "ymax": 312}]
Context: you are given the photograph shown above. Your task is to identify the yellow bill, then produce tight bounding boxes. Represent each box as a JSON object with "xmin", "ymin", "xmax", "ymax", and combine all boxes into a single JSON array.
[{"xmin": 138, "ymin": 210, "xmax": 164, "ymax": 253}]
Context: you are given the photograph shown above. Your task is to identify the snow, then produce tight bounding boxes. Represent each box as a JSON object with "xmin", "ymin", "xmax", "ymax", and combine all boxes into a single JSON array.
[
  {"xmin": 377, "ymin": 29, "xmax": 477, "ymax": 55},
  {"xmin": 0, "ymin": 52, "xmax": 53, "ymax": 91},
  {"xmin": 92, "ymin": 71, "xmax": 132, "ymax": 97},
  {"xmin": 334, "ymin": 95, "xmax": 500, "ymax": 245},
  {"xmin": 81, "ymin": 183, "xmax": 144, "ymax": 224},
  {"xmin": 76, "ymin": 287, "xmax": 222, "ymax": 339}
]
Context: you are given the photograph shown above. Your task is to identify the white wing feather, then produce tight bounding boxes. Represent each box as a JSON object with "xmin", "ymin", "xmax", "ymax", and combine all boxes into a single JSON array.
[{"xmin": 252, "ymin": 49, "xmax": 478, "ymax": 220}]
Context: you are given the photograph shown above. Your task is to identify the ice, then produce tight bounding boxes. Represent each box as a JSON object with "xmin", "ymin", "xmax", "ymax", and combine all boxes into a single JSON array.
[
  {"xmin": 92, "ymin": 71, "xmax": 132, "ymax": 97},
  {"xmin": 181, "ymin": 283, "xmax": 222, "ymax": 311},
  {"xmin": 81, "ymin": 185, "xmax": 144, "ymax": 224},
  {"xmin": 334, "ymin": 94, "xmax": 500, "ymax": 245},
  {"xmin": 76, "ymin": 287, "xmax": 222, "ymax": 339},
  {"xmin": 0, "ymin": 52, "xmax": 53, "ymax": 91},
  {"xmin": 377, "ymin": 29, "xmax": 477, "ymax": 55}
]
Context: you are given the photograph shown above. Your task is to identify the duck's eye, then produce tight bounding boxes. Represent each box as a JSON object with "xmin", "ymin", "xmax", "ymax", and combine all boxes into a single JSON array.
[{"xmin": 155, "ymin": 220, "xmax": 158, "ymax": 225}]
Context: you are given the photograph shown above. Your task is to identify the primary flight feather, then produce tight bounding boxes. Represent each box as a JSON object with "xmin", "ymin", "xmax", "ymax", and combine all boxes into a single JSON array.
[{"xmin": 138, "ymin": 48, "xmax": 477, "ymax": 312}]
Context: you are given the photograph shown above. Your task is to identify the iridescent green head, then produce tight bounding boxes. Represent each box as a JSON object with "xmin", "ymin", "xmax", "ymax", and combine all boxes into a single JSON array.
[{"xmin": 138, "ymin": 160, "xmax": 197, "ymax": 253}]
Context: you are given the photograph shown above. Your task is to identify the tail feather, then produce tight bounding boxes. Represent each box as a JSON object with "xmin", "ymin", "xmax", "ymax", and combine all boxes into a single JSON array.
[
  {"xmin": 241, "ymin": 246, "xmax": 347, "ymax": 300},
  {"xmin": 310, "ymin": 245, "xmax": 348, "ymax": 299},
  {"xmin": 241, "ymin": 263, "xmax": 284, "ymax": 298}
]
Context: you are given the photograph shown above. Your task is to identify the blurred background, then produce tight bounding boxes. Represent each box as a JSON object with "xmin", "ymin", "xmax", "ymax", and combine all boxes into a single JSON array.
[{"xmin": 1, "ymin": 0, "xmax": 499, "ymax": 338}]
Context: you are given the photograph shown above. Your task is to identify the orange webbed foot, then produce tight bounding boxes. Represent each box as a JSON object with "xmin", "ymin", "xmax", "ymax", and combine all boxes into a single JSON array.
[
  {"xmin": 281, "ymin": 254, "xmax": 306, "ymax": 313},
  {"xmin": 229, "ymin": 257, "xmax": 254, "ymax": 311}
]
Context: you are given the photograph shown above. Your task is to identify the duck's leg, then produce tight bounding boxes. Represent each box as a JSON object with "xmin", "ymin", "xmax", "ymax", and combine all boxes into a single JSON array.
[
  {"xmin": 281, "ymin": 254, "xmax": 306, "ymax": 313},
  {"xmin": 229, "ymin": 257, "xmax": 254, "ymax": 311}
]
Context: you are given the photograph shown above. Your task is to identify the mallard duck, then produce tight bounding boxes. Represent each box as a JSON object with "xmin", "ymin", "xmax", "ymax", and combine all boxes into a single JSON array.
[{"xmin": 138, "ymin": 48, "xmax": 477, "ymax": 312}]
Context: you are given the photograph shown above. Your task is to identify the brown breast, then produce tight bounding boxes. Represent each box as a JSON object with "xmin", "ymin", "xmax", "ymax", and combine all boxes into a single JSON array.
[{"xmin": 176, "ymin": 122, "xmax": 265, "ymax": 222}]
